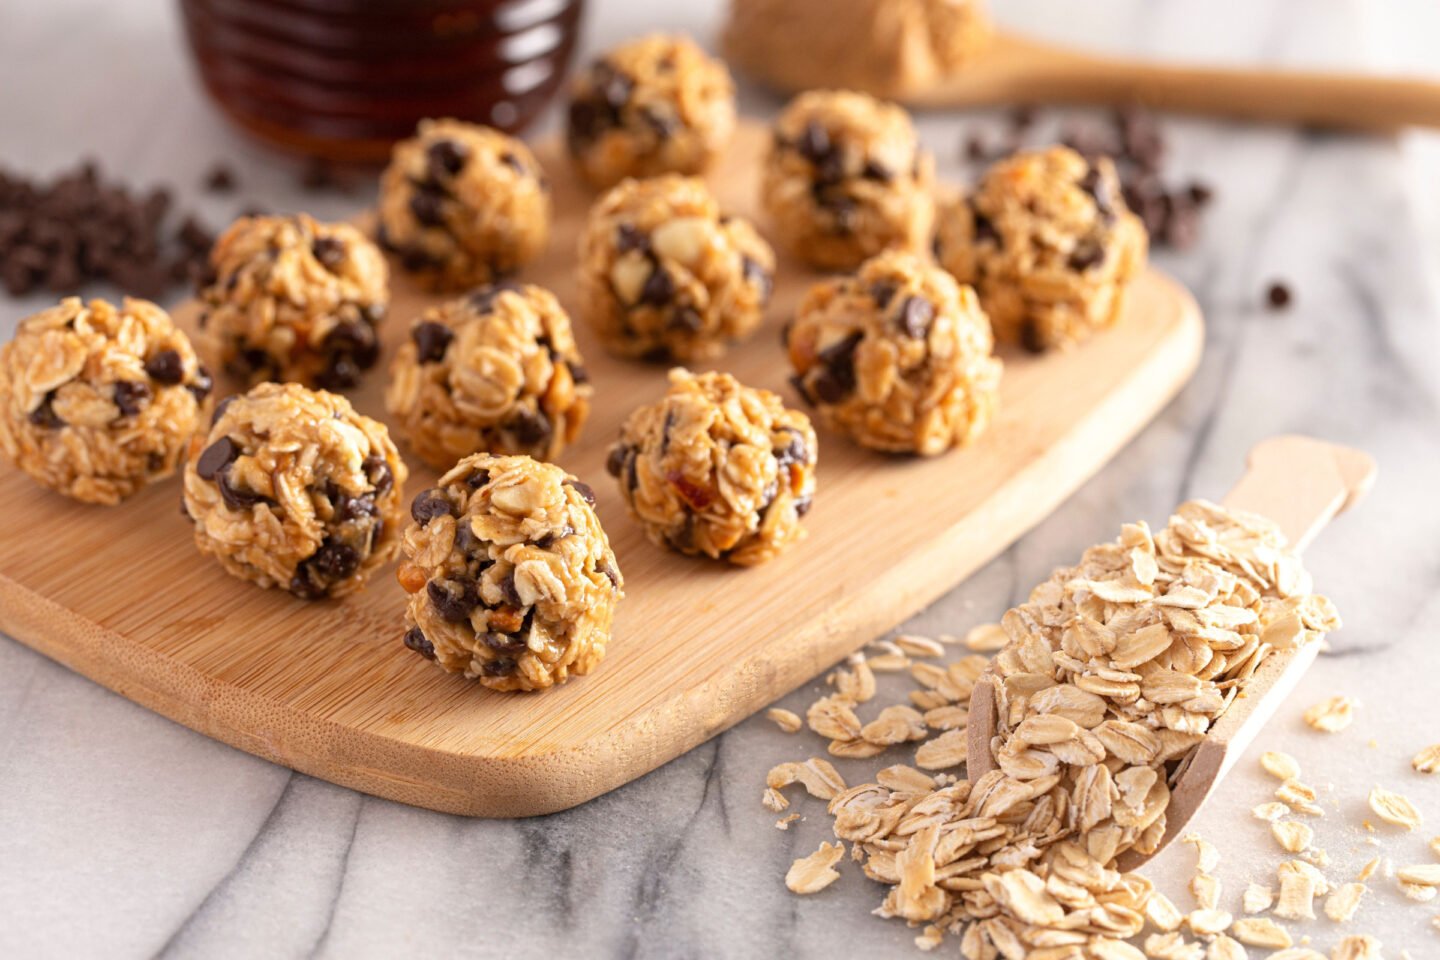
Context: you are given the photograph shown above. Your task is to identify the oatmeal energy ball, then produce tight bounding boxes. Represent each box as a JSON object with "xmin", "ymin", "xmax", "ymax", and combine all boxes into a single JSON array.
[
  {"xmin": 201, "ymin": 213, "xmax": 388, "ymax": 390},
  {"xmin": 379, "ymin": 119, "xmax": 550, "ymax": 291},
  {"xmin": 936, "ymin": 145, "xmax": 1148, "ymax": 351},
  {"xmin": 566, "ymin": 33, "xmax": 736, "ymax": 189},
  {"xmin": 607, "ymin": 368, "xmax": 817, "ymax": 566},
  {"xmin": 762, "ymin": 90, "xmax": 935, "ymax": 270},
  {"xmin": 183, "ymin": 382, "xmax": 408, "ymax": 600},
  {"xmin": 786, "ymin": 249, "xmax": 1001, "ymax": 456},
  {"xmin": 578, "ymin": 174, "xmax": 774, "ymax": 362},
  {"xmin": 385, "ymin": 282, "xmax": 592, "ymax": 471},
  {"xmin": 397, "ymin": 454, "xmax": 622, "ymax": 692},
  {"xmin": 0, "ymin": 297, "xmax": 212, "ymax": 504}
]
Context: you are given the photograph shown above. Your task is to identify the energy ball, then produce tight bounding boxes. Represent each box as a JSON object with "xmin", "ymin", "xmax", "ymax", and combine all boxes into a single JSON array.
[
  {"xmin": 566, "ymin": 33, "xmax": 737, "ymax": 189},
  {"xmin": 385, "ymin": 282, "xmax": 593, "ymax": 471},
  {"xmin": 785, "ymin": 250, "xmax": 1001, "ymax": 456},
  {"xmin": 762, "ymin": 90, "xmax": 935, "ymax": 270},
  {"xmin": 935, "ymin": 146, "xmax": 1148, "ymax": 351},
  {"xmin": 0, "ymin": 297, "xmax": 213, "ymax": 504},
  {"xmin": 378, "ymin": 119, "xmax": 550, "ymax": 291},
  {"xmin": 182, "ymin": 382, "xmax": 408, "ymax": 600},
  {"xmin": 201, "ymin": 213, "xmax": 388, "ymax": 390},
  {"xmin": 607, "ymin": 368, "xmax": 817, "ymax": 565},
  {"xmin": 578, "ymin": 174, "xmax": 774, "ymax": 362},
  {"xmin": 397, "ymin": 454, "xmax": 623, "ymax": 692}
]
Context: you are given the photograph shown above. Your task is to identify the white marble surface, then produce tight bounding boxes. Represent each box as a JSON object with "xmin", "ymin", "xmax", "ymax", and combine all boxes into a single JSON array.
[{"xmin": 3, "ymin": 2, "xmax": 1440, "ymax": 957}]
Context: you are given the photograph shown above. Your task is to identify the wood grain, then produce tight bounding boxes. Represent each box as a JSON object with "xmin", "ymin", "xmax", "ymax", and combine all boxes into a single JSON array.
[
  {"xmin": 0, "ymin": 123, "xmax": 1203, "ymax": 817},
  {"xmin": 965, "ymin": 435, "xmax": 1376, "ymax": 868}
]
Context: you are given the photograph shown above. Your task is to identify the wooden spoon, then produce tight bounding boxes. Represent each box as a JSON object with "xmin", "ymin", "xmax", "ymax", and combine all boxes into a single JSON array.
[
  {"xmin": 965, "ymin": 435, "xmax": 1376, "ymax": 869},
  {"xmin": 728, "ymin": 27, "xmax": 1440, "ymax": 132}
]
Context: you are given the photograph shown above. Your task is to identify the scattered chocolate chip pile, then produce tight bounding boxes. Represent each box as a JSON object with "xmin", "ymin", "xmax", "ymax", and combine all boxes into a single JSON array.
[
  {"xmin": 963, "ymin": 106, "xmax": 1215, "ymax": 250},
  {"xmin": 0, "ymin": 161, "xmax": 216, "ymax": 299}
]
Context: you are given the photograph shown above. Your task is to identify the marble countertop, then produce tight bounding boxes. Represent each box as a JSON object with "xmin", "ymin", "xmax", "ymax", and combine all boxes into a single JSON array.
[{"xmin": 4, "ymin": 1, "xmax": 1440, "ymax": 957}]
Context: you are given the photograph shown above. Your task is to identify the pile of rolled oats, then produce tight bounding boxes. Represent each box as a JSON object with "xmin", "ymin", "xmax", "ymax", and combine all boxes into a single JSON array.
[{"xmin": 763, "ymin": 499, "xmax": 1366, "ymax": 958}]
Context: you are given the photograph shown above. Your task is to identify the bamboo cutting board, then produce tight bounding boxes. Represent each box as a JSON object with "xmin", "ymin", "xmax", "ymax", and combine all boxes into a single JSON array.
[{"xmin": 0, "ymin": 124, "xmax": 1203, "ymax": 816}]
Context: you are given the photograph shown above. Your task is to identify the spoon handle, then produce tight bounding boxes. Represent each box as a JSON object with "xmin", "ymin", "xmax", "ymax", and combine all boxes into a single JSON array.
[{"xmin": 916, "ymin": 34, "xmax": 1440, "ymax": 131}]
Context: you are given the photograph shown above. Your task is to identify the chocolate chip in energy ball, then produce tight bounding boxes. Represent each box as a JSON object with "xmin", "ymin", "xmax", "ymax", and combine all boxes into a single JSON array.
[
  {"xmin": 896, "ymin": 296, "xmax": 934, "ymax": 339},
  {"xmin": 639, "ymin": 266, "xmax": 675, "ymax": 307},
  {"xmin": 363, "ymin": 454, "xmax": 394, "ymax": 496},
  {"xmin": 144, "ymin": 349, "xmax": 185, "ymax": 385},
  {"xmin": 306, "ymin": 537, "xmax": 360, "ymax": 582},
  {"xmin": 411, "ymin": 488, "xmax": 454, "ymax": 525},
  {"xmin": 426, "ymin": 139, "xmax": 470, "ymax": 180},
  {"xmin": 311, "ymin": 236, "xmax": 347, "ymax": 270},
  {"xmin": 508, "ymin": 407, "xmax": 551, "ymax": 446},
  {"xmin": 196, "ymin": 436, "xmax": 239, "ymax": 480},
  {"xmin": 428, "ymin": 577, "xmax": 479, "ymax": 622},
  {"xmin": 27, "ymin": 392, "xmax": 64, "ymax": 429},
  {"xmin": 411, "ymin": 321, "xmax": 454, "ymax": 364},
  {"xmin": 565, "ymin": 478, "xmax": 597, "ymax": 505},
  {"xmin": 403, "ymin": 626, "xmax": 436, "ymax": 660},
  {"xmin": 112, "ymin": 380, "xmax": 152, "ymax": 417}
]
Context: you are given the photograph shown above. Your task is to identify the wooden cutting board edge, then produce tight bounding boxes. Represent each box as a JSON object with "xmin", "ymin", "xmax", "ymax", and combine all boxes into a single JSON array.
[{"xmin": 0, "ymin": 285, "xmax": 1202, "ymax": 817}]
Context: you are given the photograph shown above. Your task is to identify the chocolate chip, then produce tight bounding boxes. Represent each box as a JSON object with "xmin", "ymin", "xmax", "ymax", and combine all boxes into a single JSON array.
[
  {"xmin": 454, "ymin": 518, "xmax": 482, "ymax": 555},
  {"xmin": 403, "ymin": 626, "xmax": 436, "ymax": 660},
  {"xmin": 1068, "ymin": 239, "xmax": 1106, "ymax": 272},
  {"xmin": 566, "ymin": 100, "xmax": 607, "ymax": 146},
  {"xmin": 508, "ymin": 407, "xmax": 551, "ymax": 446},
  {"xmin": 639, "ymin": 266, "xmax": 674, "ymax": 306},
  {"xmin": 409, "ymin": 185, "xmax": 446, "ymax": 227},
  {"xmin": 218, "ymin": 468, "xmax": 266, "ymax": 511},
  {"xmin": 427, "ymin": 577, "xmax": 479, "ymax": 622},
  {"xmin": 742, "ymin": 256, "xmax": 772, "ymax": 300},
  {"xmin": 666, "ymin": 513, "xmax": 696, "ymax": 551},
  {"xmin": 211, "ymin": 393, "xmax": 236, "ymax": 426},
  {"xmin": 1187, "ymin": 182, "xmax": 1214, "ymax": 206},
  {"xmin": 615, "ymin": 223, "xmax": 649, "ymax": 254},
  {"xmin": 595, "ymin": 62, "xmax": 634, "ymax": 112},
  {"xmin": 897, "ymin": 296, "xmax": 934, "ymax": 339},
  {"xmin": 27, "ymin": 392, "xmax": 63, "ymax": 429},
  {"xmin": 870, "ymin": 282, "xmax": 897, "ymax": 308},
  {"xmin": 363, "ymin": 454, "xmax": 394, "ymax": 495},
  {"xmin": 306, "ymin": 537, "xmax": 359, "ymax": 582},
  {"xmin": 669, "ymin": 306, "xmax": 702, "ymax": 331},
  {"xmin": 565, "ymin": 478, "xmax": 596, "ymax": 505},
  {"xmin": 483, "ymin": 631, "xmax": 527, "ymax": 654},
  {"xmin": 203, "ymin": 164, "xmax": 237, "ymax": 193},
  {"xmin": 499, "ymin": 572, "xmax": 522, "ymax": 608},
  {"xmin": 600, "ymin": 561, "xmax": 620, "ymax": 587},
  {"xmin": 569, "ymin": 364, "xmax": 589, "ymax": 385},
  {"xmin": 412, "ymin": 321, "xmax": 453, "ymax": 363},
  {"xmin": 288, "ymin": 569, "xmax": 327, "ymax": 601},
  {"xmin": 794, "ymin": 494, "xmax": 814, "ymax": 517},
  {"xmin": 1020, "ymin": 319, "xmax": 1048, "ymax": 354},
  {"xmin": 481, "ymin": 657, "xmax": 517, "ymax": 677},
  {"xmin": 797, "ymin": 121, "xmax": 832, "ymax": 165},
  {"xmin": 642, "ymin": 107, "xmax": 678, "ymax": 140},
  {"xmin": 788, "ymin": 372, "xmax": 813, "ymax": 405},
  {"xmin": 112, "ymin": 380, "xmax": 151, "ymax": 416},
  {"xmin": 410, "ymin": 489, "xmax": 453, "ymax": 525},
  {"xmin": 1079, "ymin": 167, "xmax": 1115, "ymax": 222},
  {"xmin": 499, "ymin": 152, "xmax": 525, "ymax": 175},
  {"xmin": 1265, "ymin": 281, "xmax": 1292, "ymax": 310},
  {"xmin": 337, "ymin": 493, "xmax": 377, "ymax": 522},
  {"xmin": 972, "ymin": 210, "xmax": 999, "ymax": 245},
  {"xmin": 605, "ymin": 444, "xmax": 628, "ymax": 478},
  {"xmin": 144, "ymin": 349, "xmax": 185, "ymax": 385},
  {"xmin": 861, "ymin": 159, "xmax": 892, "ymax": 182},
  {"xmin": 773, "ymin": 432, "xmax": 808, "ymax": 469},
  {"xmin": 811, "ymin": 331, "xmax": 862, "ymax": 402},
  {"xmin": 466, "ymin": 467, "xmax": 490, "ymax": 490},
  {"xmin": 469, "ymin": 280, "xmax": 521, "ymax": 313},
  {"xmin": 426, "ymin": 139, "xmax": 470, "ymax": 180},
  {"xmin": 196, "ymin": 436, "xmax": 238, "ymax": 480},
  {"xmin": 311, "ymin": 236, "xmax": 346, "ymax": 270},
  {"xmin": 188, "ymin": 365, "xmax": 214, "ymax": 404}
]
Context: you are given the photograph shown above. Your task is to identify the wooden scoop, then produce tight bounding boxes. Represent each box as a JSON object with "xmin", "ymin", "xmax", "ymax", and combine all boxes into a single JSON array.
[
  {"xmin": 728, "ymin": 25, "xmax": 1440, "ymax": 132},
  {"xmin": 965, "ymin": 435, "xmax": 1376, "ymax": 869}
]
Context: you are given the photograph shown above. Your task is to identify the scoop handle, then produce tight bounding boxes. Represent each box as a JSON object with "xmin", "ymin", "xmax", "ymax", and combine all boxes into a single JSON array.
[{"xmin": 966, "ymin": 436, "xmax": 1375, "ymax": 781}]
